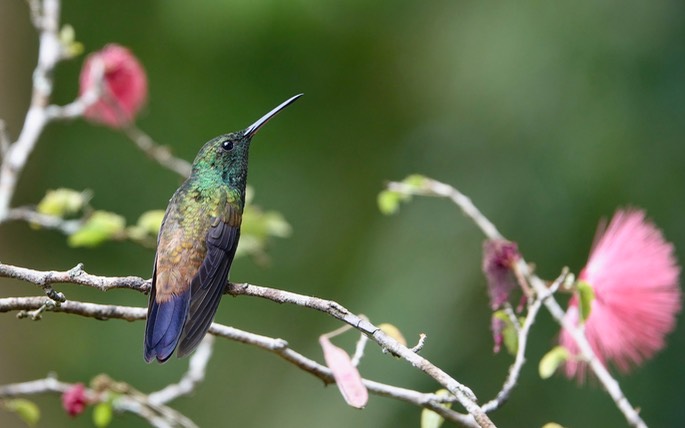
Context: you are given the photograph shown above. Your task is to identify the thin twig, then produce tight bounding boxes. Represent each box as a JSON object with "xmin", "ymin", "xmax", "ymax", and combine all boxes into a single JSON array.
[
  {"xmin": 350, "ymin": 333, "xmax": 370, "ymax": 367},
  {"xmin": 482, "ymin": 269, "xmax": 567, "ymax": 412},
  {"xmin": 123, "ymin": 126, "xmax": 192, "ymax": 178},
  {"xmin": 5, "ymin": 207, "xmax": 84, "ymax": 234},
  {"xmin": 410, "ymin": 333, "xmax": 427, "ymax": 354},
  {"xmin": 148, "ymin": 336, "xmax": 214, "ymax": 405}
]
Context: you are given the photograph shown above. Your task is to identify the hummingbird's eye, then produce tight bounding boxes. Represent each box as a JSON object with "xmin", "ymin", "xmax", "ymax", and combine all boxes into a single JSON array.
[{"xmin": 221, "ymin": 140, "xmax": 234, "ymax": 151}]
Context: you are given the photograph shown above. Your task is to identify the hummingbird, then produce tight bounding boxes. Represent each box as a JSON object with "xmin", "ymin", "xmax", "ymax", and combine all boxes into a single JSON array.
[{"xmin": 144, "ymin": 94, "xmax": 302, "ymax": 363}]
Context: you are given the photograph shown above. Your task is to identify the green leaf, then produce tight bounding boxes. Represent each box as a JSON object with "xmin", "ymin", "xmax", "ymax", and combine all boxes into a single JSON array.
[
  {"xmin": 420, "ymin": 389, "xmax": 452, "ymax": 428},
  {"xmin": 59, "ymin": 24, "xmax": 84, "ymax": 57},
  {"xmin": 493, "ymin": 310, "xmax": 519, "ymax": 355},
  {"xmin": 377, "ymin": 190, "xmax": 403, "ymax": 215},
  {"xmin": 539, "ymin": 346, "xmax": 569, "ymax": 379},
  {"xmin": 36, "ymin": 188, "xmax": 88, "ymax": 218},
  {"xmin": 577, "ymin": 281, "xmax": 595, "ymax": 323},
  {"xmin": 378, "ymin": 175, "xmax": 429, "ymax": 215},
  {"xmin": 92, "ymin": 402, "xmax": 113, "ymax": 428},
  {"xmin": 3, "ymin": 398, "xmax": 40, "ymax": 427},
  {"xmin": 68, "ymin": 211, "xmax": 126, "ymax": 247}
]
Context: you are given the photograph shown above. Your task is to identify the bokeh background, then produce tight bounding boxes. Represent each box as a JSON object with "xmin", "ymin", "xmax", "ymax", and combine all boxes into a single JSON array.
[{"xmin": 1, "ymin": 1, "xmax": 685, "ymax": 427}]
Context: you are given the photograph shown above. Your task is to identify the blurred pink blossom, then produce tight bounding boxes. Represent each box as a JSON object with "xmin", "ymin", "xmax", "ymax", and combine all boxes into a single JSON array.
[
  {"xmin": 62, "ymin": 383, "xmax": 88, "ymax": 417},
  {"xmin": 79, "ymin": 44, "xmax": 147, "ymax": 128},
  {"xmin": 560, "ymin": 209, "xmax": 681, "ymax": 380}
]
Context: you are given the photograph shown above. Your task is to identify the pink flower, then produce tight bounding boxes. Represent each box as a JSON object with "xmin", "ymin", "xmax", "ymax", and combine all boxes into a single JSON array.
[
  {"xmin": 559, "ymin": 209, "xmax": 681, "ymax": 380},
  {"xmin": 79, "ymin": 44, "xmax": 148, "ymax": 128},
  {"xmin": 62, "ymin": 383, "xmax": 88, "ymax": 417}
]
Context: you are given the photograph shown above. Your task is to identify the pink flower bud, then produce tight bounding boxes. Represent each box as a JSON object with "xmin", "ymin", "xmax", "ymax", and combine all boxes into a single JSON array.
[
  {"xmin": 62, "ymin": 383, "xmax": 88, "ymax": 417},
  {"xmin": 79, "ymin": 44, "xmax": 148, "ymax": 128},
  {"xmin": 482, "ymin": 239, "xmax": 521, "ymax": 309}
]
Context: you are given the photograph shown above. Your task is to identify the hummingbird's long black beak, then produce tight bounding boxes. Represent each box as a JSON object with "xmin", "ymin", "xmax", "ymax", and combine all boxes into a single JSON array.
[{"xmin": 244, "ymin": 94, "xmax": 303, "ymax": 138}]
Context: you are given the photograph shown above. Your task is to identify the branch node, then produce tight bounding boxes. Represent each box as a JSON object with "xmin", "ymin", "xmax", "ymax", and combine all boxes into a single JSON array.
[
  {"xmin": 45, "ymin": 286, "xmax": 66, "ymax": 302},
  {"xmin": 68, "ymin": 263, "xmax": 85, "ymax": 278}
]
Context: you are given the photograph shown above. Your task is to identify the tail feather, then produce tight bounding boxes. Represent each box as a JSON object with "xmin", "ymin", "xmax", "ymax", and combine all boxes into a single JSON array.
[{"xmin": 144, "ymin": 290, "xmax": 190, "ymax": 363}]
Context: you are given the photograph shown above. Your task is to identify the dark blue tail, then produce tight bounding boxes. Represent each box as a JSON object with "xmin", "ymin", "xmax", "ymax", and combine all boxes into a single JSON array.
[{"xmin": 144, "ymin": 289, "xmax": 190, "ymax": 363}]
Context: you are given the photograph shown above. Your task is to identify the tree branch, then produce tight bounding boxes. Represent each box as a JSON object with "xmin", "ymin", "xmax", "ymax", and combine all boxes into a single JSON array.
[
  {"xmin": 122, "ymin": 126, "xmax": 192, "ymax": 178},
  {"xmin": 0, "ymin": 0, "xmax": 104, "ymax": 222},
  {"xmin": 0, "ymin": 262, "xmax": 489, "ymax": 426},
  {"xmin": 0, "ymin": 368, "xmax": 199, "ymax": 428}
]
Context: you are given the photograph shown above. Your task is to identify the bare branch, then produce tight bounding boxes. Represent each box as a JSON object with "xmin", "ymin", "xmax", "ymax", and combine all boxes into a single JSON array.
[
  {"xmin": 0, "ymin": 373, "xmax": 71, "ymax": 397},
  {"xmin": 0, "ymin": 296, "xmax": 145, "ymax": 321},
  {"xmin": 226, "ymin": 282, "xmax": 494, "ymax": 426},
  {"xmin": 5, "ymin": 207, "xmax": 83, "ymax": 234},
  {"xmin": 0, "ymin": 0, "xmax": 64, "ymax": 219},
  {"xmin": 0, "ymin": 261, "xmax": 493, "ymax": 426},
  {"xmin": 0, "ymin": 293, "xmax": 479, "ymax": 426},
  {"xmin": 148, "ymin": 336, "xmax": 214, "ymax": 405},
  {"xmin": 386, "ymin": 179, "xmax": 503, "ymax": 241},
  {"xmin": 0, "ymin": 262, "xmax": 149, "ymax": 293},
  {"xmin": 481, "ymin": 269, "xmax": 568, "ymax": 412},
  {"xmin": 0, "ymin": 371, "xmax": 198, "ymax": 427},
  {"xmin": 122, "ymin": 126, "xmax": 192, "ymax": 178},
  {"xmin": 350, "ymin": 332, "xmax": 370, "ymax": 367}
]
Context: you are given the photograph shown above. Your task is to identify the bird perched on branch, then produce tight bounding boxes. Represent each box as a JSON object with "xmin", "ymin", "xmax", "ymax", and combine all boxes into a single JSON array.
[{"xmin": 144, "ymin": 94, "xmax": 302, "ymax": 362}]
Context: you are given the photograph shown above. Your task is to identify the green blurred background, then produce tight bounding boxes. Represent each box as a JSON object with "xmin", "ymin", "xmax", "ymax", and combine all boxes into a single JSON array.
[{"xmin": 1, "ymin": 1, "xmax": 684, "ymax": 427}]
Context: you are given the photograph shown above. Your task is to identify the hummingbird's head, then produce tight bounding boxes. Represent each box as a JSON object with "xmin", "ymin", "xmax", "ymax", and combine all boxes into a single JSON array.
[{"xmin": 190, "ymin": 94, "xmax": 302, "ymax": 188}]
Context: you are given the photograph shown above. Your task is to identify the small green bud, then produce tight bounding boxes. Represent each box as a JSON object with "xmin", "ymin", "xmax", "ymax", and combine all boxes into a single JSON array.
[
  {"xmin": 92, "ymin": 402, "xmax": 113, "ymax": 427},
  {"xmin": 2, "ymin": 398, "xmax": 41, "ymax": 427},
  {"xmin": 539, "ymin": 346, "xmax": 569, "ymax": 379},
  {"xmin": 577, "ymin": 281, "xmax": 595, "ymax": 323}
]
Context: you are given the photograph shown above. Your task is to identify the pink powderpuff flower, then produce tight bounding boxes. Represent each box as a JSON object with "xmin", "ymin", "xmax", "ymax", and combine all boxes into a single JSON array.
[
  {"xmin": 79, "ymin": 44, "xmax": 148, "ymax": 128},
  {"xmin": 62, "ymin": 383, "xmax": 88, "ymax": 417},
  {"xmin": 559, "ymin": 209, "xmax": 681, "ymax": 380}
]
